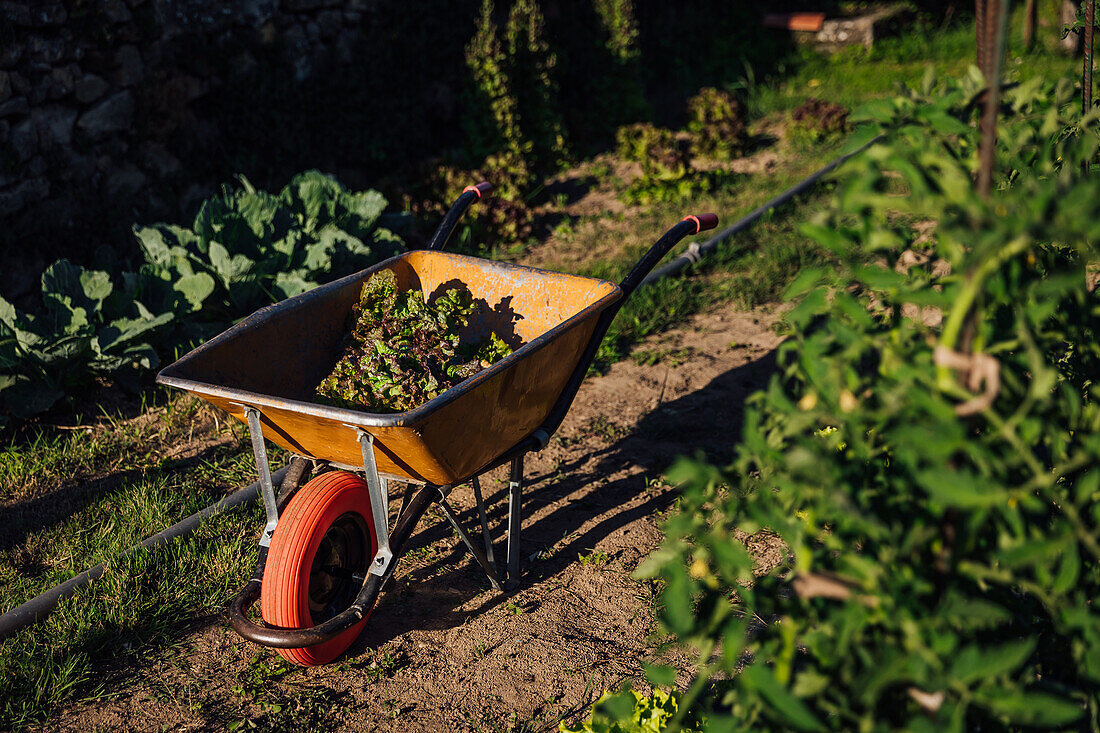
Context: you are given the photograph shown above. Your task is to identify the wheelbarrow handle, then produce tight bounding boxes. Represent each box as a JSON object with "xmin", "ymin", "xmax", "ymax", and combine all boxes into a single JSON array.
[
  {"xmin": 618, "ymin": 213, "xmax": 718, "ymax": 297},
  {"xmin": 425, "ymin": 181, "xmax": 494, "ymax": 252},
  {"xmin": 478, "ymin": 213, "xmax": 720, "ymax": 459}
]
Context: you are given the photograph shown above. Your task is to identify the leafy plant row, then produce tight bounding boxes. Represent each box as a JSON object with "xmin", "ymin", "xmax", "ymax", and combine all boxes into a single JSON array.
[
  {"xmin": 0, "ymin": 171, "xmax": 404, "ymax": 428},
  {"xmin": 633, "ymin": 70, "xmax": 1100, "ymax": 730}
]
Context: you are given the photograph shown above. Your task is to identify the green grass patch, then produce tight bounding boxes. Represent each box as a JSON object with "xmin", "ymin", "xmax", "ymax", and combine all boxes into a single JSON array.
[
  {"xmin": 748, "ymin": 10, "xmax": 1077, "ymax": 116},
  {"xmin": 0, "ymin": 393, "xmax": 287, "ymax": 727},
  {"xmin": 0, "ymin": 502, "xmax": 264, "ymax": 728}
]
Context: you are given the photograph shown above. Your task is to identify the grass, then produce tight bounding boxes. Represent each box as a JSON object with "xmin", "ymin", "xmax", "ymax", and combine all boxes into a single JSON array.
[
  {"xmin": 545, "ymin": 162, "xmax": 838, "ymax": 369},
  {"xmin": 0, "ymin": 394, "xmax": 281, "ymax": 728},
  {"xmin": 1, "ymin": 12, "xmax": 1080, "ymax": 728},
  {"xmin": 747, "ymin": 7, "xmax": 1078, "ymax": 116}
]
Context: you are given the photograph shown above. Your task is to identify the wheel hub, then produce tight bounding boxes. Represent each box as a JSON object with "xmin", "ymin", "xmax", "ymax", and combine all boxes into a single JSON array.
[{"xmin": 308, "ymin": 512, "xmax": 369, "ymax": 622}]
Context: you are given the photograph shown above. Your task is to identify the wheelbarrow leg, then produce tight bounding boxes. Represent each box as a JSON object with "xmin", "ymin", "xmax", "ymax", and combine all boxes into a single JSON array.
[
  {"xmin": 506, "ymin": 455, "xmax": 524, "ymax": 586},
  {"xmin": 438, "ymin": 491, "xmax": 503, "ymax": 592},
  {"xmin": 470, "ymin": 476, "xmax": 498, "ymax": 577},
  {"xmin": 242, "ymin": 406, "xmax": 280, "ymax": 547}
]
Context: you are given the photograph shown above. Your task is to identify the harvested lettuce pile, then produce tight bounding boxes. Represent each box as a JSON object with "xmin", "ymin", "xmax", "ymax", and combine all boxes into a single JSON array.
[{"xmin": 315, "ymin": 270, "xmax": 514, "ymax": 413}]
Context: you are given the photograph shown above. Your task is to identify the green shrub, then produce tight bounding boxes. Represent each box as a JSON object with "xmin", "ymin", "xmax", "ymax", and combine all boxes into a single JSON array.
[
  {"xmin": 594, "ymin": 0, "xmax": 641, "ymax": 64},
  {"xmin": 686, "ymin": 87, "xmax": 748, "ymax": 161},
  {"xmin": 134, "ymin": 170, "xmax": 403, "ymax": 326},
  {"xmin": 560, "ymin": 688, "xmax": 702, "ymax": 733},
  {"xmin": 0, "ymin": 261, "xmax": 174, "ymax": 426},
  {"xmin": 407, "ymin": 156, "xmax": 534, "ymax": 255},
  {"xmin": 464, "ymin": 0, "xmax": 528, "ymax": 165},
  {"xmin": 614, "ymin": 123, "xmax": 735, "ymax": 205},
  {"xmin": 1, "ymin": 172, "xmax": 403, "ymax": 428},
  {"xmin": 787, "ymin": 98, "xmax": 850, "ymax": 147},
  {"xmin": 615, "ymin": 124, "xmax": 683, "ymax": 173},
  {"xmin": 592, "ymin": 0, "xmax": 649, "ymax": 127},
  {"xmin": 504, "ymin": 0, "xmax": 569, "ymax": 171},
  {"xmin": 464, "ymin": 0, "xmax": 567, "ymax": 179},
  {"xmin": 640, "ymin": 73, "xmax": 1100, "ymax": 731}
]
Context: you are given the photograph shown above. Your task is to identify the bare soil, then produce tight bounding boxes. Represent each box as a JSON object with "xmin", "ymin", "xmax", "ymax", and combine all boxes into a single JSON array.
[{"xmin": 42, "ymin": 303, "xmax": 786, "ymax": 733}]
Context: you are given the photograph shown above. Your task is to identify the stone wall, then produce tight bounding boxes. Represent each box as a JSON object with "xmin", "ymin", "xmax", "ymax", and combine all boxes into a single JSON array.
[{"xmin": 0, "ymin": 0, "xmax": 381, "ymax": 301}]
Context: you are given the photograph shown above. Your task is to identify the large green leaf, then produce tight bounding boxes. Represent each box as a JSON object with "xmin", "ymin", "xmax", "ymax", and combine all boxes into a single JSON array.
[
  {"xmin": 916, "ymin": 468, "xmax": 1009, "ymax": 509},
  {"xmin": 979, "ymin": 690, "xmax": 1084, "ymax": 727},
  {"xmin": 0, "ymin": 374, "xmax": 64, "ymax": 418},
  {"xmin": 740, "ymin": 664, "xmax": 824, "ymax": 732},
  {"xmin": 949, "ymin": 639, "xmax": 1036, "ymax": 685},
  {"xmin": 172, "ymin": 273, "xmax": 216, "ymax": 311}
]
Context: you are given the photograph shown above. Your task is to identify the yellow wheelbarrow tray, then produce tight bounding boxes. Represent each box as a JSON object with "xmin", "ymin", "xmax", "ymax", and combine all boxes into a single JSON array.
[
  {"xmin": 156, "ymin": 248, "xmax": 623, "ymax": 487},
  {"xmin": 156, "ymin": 181, "xmax": 718, "ymax": 661}
]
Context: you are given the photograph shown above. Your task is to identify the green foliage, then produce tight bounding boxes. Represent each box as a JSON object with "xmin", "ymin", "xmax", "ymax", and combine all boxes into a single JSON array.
[
  {"xmin": 408, "ymin": 158, "xmax": 534, "ymax": 255},
  {"xmin": 0, "ymin": 261, "xmax": 173, "ymax": 425},
  {"xmin": 615, "ymin": 124, "xmax": 687, "ymax": 176},
  {"xmin": 615, "ymin": 123, "xmax": 736, "ymax": 205},
  {"xmin": 560, "ymin": 688, "xmax": 701, "ymax": 733},
  {"xmin": 465, "ymin": 0, "xmax": 528, "ymax": 165},
  {"xmin": 641, "ymin": 72, "xmax": 1100, "ymax": 731},
  {"xmin": 464, "ymin": 0, "xmax": 567, "ymax": 176},
  {"xmin": 593, "ymin": 0, "xmax": 640, "ymax": 64},
  {"xmin": 686, "ymin": 87, "xmax": 749, "ymax": 161},
  {"xmin": 316, "ymin": 270, "xmax": 515, "ymax": 413},
  {"xmin": 1061, "ymin": 2, "xmax": 1100, "ymax": 38},
  {"xmin": 3, "ymin": 172, "xmax": 403, "ymax": 428},
  {"xmin": 505, "ymin": 0, "xmax": 569, "ymax": 171},
  {"xmin": 134, "ymin": 170, "xmax": 402, "ymax": 325},
  {"xmin": 787, "ymin": 98, "xmax": 850, "ymax": 147},
  {"xmin": 591, "ymin": 0, "xmax": 649, "ymax": 127}
]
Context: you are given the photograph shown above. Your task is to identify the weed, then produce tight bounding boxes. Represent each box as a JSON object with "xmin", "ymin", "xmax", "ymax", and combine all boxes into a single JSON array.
[
  {"xmin": 228, "ymin": 651, "xmax": 347, "ymax": 731},
  {"xmin": 552, "ymin": 218, "xmax": 575, "ymax": 239},
  {"xmin": 583, "ymin": 416, "xmax": 626, "ymax": 442},
  {"xmin": 505, "ymin": 601, "xmax": 525, "ymax": 615},
  {"xmin": 230, "ymin": 653, "xmax": 291, "ymax": 702},
  {"xmin": 578, "ymin": 549, "xmax": 609, "ymax": 567},
  {"xmin": 356, "ymin": 650, "xmax": 401, "ymax": 683},
  {"xmin": 630, "ymin": 346, "xmax": 695, "ymax": 367}
]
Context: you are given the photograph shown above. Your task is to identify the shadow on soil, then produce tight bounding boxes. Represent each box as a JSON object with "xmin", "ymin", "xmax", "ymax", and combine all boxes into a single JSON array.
[
  {"xmin": 8, "ymin": 345, "xmax": 778, "ymax": 731},
  {"xmin": 354, "ymin": 346, "xmax": 778, "ymax": 652}
]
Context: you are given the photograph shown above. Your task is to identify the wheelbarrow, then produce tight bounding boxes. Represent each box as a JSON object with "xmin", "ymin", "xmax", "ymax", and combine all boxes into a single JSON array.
[{"xmin": 157, "ymin": 182, "xmax": 717, "ymax": 665}]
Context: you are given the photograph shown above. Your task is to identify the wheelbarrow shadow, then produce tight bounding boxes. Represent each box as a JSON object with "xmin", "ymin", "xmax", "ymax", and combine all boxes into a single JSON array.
[{"xmin": 352, "ymin": 346, "xmax": 778, "ymax": 652}]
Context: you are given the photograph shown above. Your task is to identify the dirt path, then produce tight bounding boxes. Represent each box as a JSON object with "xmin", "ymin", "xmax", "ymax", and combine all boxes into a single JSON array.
[{"xmin": 51, "ymin": 303, "xmax": 784, "ymax": 733}]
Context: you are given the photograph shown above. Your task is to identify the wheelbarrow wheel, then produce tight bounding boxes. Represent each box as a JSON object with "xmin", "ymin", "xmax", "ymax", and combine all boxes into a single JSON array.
[{"xmin": 260, "ymin": 470, "xmax": 378, "ymax": 666}]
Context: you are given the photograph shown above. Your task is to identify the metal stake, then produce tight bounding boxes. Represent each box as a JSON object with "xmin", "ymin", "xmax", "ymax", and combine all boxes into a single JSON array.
[
  {"xmin": 976, "ymin": 0, "xmax": 988, "ymax": 76},
  {"xmin": 1085, "ymin": 0, "xmax": 1095, "ymax": 174},
  {"xmin": 506, "ymin": 455, "xmax": 524, "ymax": 583},
  {"xmin": 242, "ymin": 406, "xmax": 279, "ymax": 547},
  {"xmin": 977, "ymin": 0, "xmax": 1008, "ymax": 198}
]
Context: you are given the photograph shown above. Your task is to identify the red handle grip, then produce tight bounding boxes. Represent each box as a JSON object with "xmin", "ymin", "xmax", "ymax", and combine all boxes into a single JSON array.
[
  {"xmin": 683, "ymin": 213, "xmax": 719, "ymax": 234},
  {"xmin": 463, "ymin": 181, "xmax": 494, "ymax": 199}
]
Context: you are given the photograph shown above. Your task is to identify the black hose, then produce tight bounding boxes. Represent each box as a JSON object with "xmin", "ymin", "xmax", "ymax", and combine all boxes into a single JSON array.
[
  {"xmin": 0, "ymin": 466, "xmax": 289, "ymax": 642},
  {"xmin": 639, "ymin": 134, "xmax": 885, "ymax": 288}
]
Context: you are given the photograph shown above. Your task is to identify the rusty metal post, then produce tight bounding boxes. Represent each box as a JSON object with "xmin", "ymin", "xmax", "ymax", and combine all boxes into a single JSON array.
[
  {"xmin": 1085, "ymin": 0, "xmax": 1095, "ymax": 114},
  {"xmin": 1087, "ymin": 0, "xmax": 1096, "ymax": 172},
  {"xmin": 1024, "ymin": 0, "xmax": 1036, "ymax": 48},
  {"xmin": 977, "ymin": 0, "xmax": 989, "ymax": 75},
  {"xmin": 978, "ymin": 0, "xmax": 1009, "ymax": 197}
]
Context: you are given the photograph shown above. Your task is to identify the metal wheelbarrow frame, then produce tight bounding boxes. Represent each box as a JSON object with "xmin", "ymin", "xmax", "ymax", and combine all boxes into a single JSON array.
[{"xmin": 156, "ymin": 181, "xmax": 718, "ymax": 661}]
